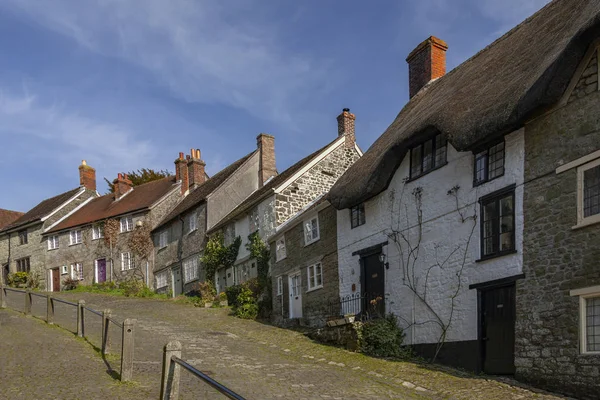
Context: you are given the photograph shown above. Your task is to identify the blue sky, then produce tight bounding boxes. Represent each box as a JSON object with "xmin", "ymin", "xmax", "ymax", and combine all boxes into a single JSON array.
[{"xmin": 0, "ymin": 0, "xmax": 549, "ymax": 211}]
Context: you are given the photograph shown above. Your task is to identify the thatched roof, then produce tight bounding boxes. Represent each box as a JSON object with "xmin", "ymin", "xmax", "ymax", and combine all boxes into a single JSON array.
[{"xmin": 329, "ymin": 0, "xmax": 600, "ymax": 209}]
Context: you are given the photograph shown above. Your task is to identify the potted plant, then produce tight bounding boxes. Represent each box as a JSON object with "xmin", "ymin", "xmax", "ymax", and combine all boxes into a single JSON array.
[{"xmin": 219, "ymin": 291, "xmax": 228, "ymax": 307}]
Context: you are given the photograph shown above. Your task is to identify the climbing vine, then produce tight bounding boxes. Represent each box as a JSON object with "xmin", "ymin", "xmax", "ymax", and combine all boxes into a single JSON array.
[
  {"xmin": 246, "ymin": 232, "xmax": 272, "ymax": 318},
  {"xmin": 201, "ymin": 232, "xmax": 241, "ymax": 283}
]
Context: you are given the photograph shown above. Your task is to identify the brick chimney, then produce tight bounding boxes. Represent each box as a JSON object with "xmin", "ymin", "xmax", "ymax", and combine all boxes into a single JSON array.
[
  {"xmin": 78, "ymin": 160, "xmax": 96, "ymax": 191},
  {"xmin": 113, "ymin": 173, "xmax": 133, "ymax": 199},
  {"xmin": 406, "ymin": 36, "xmax": 448, "ymax": 98},
  {"xmin": 336, "ymin": 108, "xmax": 356, "ymax": 148},
  {"xmin": 175, "ymin": 152, "xmax": 189, "ymax": 195},
  {"xmin": 257, "ymin": 134, "xmax": 276, "ymax": 187},
  {"xmin": 187, "ymin": 148, "xmax": 206, "ymax": 189}
]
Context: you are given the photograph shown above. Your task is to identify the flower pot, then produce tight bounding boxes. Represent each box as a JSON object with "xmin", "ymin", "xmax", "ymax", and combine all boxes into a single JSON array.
[{"xmin": 204, "ymin": 302, "xmax": 213, "ymax": 308}]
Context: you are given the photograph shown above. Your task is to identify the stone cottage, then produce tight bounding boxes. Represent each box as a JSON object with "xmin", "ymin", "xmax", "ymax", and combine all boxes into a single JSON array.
[
  {"xmin": 42, "ymin": 170, "xmax": 182, "ymax": 291},
  {"xmin": 152, "ymin": 138, "xmax": 275, "ymax": 297},
  {"xmin": 269, "ymin": 197, "xmax": 341, "ymax": 327},
  {"xmin": 329, "ymin": 0, "xmax": 600, "ymax": 388},
  {"xmin": 209, "ymin": 109, "xmax": 362, "ymax": 294},
  {"xmin": 0, "ymin": 161, "xmax": 98, "ymax": 289}
]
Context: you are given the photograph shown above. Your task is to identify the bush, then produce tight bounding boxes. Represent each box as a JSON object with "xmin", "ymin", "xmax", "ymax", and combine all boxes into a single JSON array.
[
  {"xmin": 225, "ymin": 285, "xmax": 243, "ymax": 307},
  {"xmin": 233, "ymin": 286, "xmax": 258, "ymax": 319},
  {"xmin": 356, "ymin": 314, "xmax": 407, "ymax": 358},
  {"xmin": 7, "ymin": 272, "xmax": 29, "ymax": 287},
  {"xmin": 62, "ymin": 277, "xmax": 80, "ymax": 291},
  {"xmin": 196, "ymin": 281, "xmax": 216, "ymax": 303},
  {"xmin": 118, "ymin": 279, "xmax": 145, "ymax": 297}
]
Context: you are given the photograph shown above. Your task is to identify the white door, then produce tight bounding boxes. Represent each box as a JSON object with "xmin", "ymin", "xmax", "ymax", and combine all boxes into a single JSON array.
[{"xmin": 289, "ymin": 272, "xmax": 302, "ymax": 319}]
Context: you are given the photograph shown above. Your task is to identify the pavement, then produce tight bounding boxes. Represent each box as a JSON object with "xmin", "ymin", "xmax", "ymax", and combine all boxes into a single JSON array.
[{"xmin": 1, "ymin": 291, "xmax": 571, "ymax": 399}]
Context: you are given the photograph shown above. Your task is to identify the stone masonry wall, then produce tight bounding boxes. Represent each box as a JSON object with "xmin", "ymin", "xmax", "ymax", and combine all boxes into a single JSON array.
[
  {"xmin": 275, "ymin": 144, "xmax": 360, "ymax": 225},
  {"xmin": 516, "ymin": 89, "xmax": 600, "ymax": 399},
  {"xmin": 568, "ymin": 50, "xmax": 598, "ymax": 103},
  {"xmin": 271, "ymin": 204, "xmax": 339, "ymax": 327}
]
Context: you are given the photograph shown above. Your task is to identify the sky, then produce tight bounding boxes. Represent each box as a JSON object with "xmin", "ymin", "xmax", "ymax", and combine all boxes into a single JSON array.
[{"xmin": 0, "ymin": 0, "xmax": 550, "ymax": 211}]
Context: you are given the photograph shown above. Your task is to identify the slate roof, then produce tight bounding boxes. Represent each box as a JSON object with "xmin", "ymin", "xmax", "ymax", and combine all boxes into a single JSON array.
[
  {"xmin": 154, "ymin": 151, "xmax": 257, "ymax": 231},
  {"xmin": 209, "ymin": 137, "xmax": 341, "ymax": 234},
  {"xmin": 46, "ymin": 177, "xmax": 178, "ymax": 234},
  {"xmin": 0, "ymin": 187, "xmax": 83, "ymax": 232},
  {"xmin": 0, "ymin": 209, "xmax": 24, "ymax": 230},
  {"xmin": 329, "ymin": 0, "xmax": 600, "ymax": 209}
]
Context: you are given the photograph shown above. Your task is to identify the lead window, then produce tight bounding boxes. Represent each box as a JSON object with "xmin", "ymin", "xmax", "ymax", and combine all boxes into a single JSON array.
[
  {"xmin": 474, "ymin": 141, "xmax": 505, "ymax": 186},
  {"xmin": 409, "ymin": 134, "xmax": 447, "ymax": 179},
  {"xmin": 350, "ymin": 203, "xmax": 366, "ymax": 229},
  {"xmin": 480, "ymin": 187, "xmax": 515, "ymax": 258}
]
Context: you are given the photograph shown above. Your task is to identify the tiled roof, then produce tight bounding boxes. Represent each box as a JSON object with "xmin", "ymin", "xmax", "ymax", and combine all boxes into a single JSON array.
[
  {"xmin": 0, "ymin": 187, "xmax": 82, "ymax": 232},
  {"xmin": 46, "ymin": 177, "xmax": 178, "ymax": 234},
  {"xmin": 154, "ymin": 151, "xmax": 257, "ymax": 231},
  {"xmin": 209, "ymin": 137, "xmax": 340, "ymax": 233},
  {"xmin": 0, "ymin": 209, "xmax": 24, "ymax": 230}
]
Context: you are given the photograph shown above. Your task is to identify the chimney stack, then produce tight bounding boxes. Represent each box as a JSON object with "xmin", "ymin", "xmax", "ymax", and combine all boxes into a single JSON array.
[
  {"xmin": 113, "ymin": 173, "xmax": 133, "ymax": 199},
  {"xmin": 187, "ymin": 148, "xmax": 206, "ymax": 189},
  {"xmin": 78, "ymin": 160, "xmax": 96, "ymax": 191},
  {"xmin": 336, "ymin": 108, "xmax": 356, "ymax": 148},
  {"xmin": 406, "ymin": 36, "xmax": 448, "ymax": 98},
  {"xmin": 257, "ymin": 134, "xmax": 276, "ymax": 187},
  {"xmin": 175, "ymin": 152, "xmax": 189, "ymax": 195}
]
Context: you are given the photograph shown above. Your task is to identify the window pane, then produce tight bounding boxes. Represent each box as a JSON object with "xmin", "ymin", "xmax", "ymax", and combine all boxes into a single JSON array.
[
  {"xmin": 587, "ymin": 297, "xmax": 600, "ymax": 352},
  {"xmin": 475, "ymin": 151, "xmax": 487, "ymax": 184},
  {"xmin": 488, "ymin": 142, "xmax": 505, "ymax": 179},
  {"xmin": 482, "ymin": 201, "xmax": 498, "ymax": 256},
  {"xmin": 315, "ymin": 264, "xmax": 322, "ymax": 287},
  {"xmin": 434, "ymin": 135, "xmax": 447, "ymax": 167},
  {"xmin": 308, "ymin": 266, "xmax": 314, "ymax": 288},
  {"xmin": 411, "ymin": 145, "xmax": 422, "ymax": 177},
  {"xmin": 584, "ymin": 165, "xmax": 600, "ymax": 218},
  {"xmin": 422, "ymin": 140, "xmax": 433, "ymax": 172}
]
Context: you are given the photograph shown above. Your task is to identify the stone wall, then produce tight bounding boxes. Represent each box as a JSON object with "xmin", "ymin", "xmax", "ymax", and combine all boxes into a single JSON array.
[
  {"xmin": 568, "ymin": 49, "xmax": 598, "ymax": 103},
  {"xmin": 275, "ymin": 144, "xmax": 360, "ymax": 225},
  {"xmin": 271, "ymin": 204, "xmax": 339, "ymax": 327},
  {"xmin": 516, "ymin": 89, "xmax": 600, "ymax": 399}
]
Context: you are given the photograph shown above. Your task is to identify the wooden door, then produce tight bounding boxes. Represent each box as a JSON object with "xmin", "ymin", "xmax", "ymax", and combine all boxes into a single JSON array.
[
  {"xmin": 96, "ymin": 259, "xmax": 107, "ymax": 283},
  {"xmin": 172, "ymin": 267, "xmax": 182, "ymax": 297},
  {"xmin": 481, "ymin": 284, "xmax": 516, "ymax": 374},
  {"xmin": 362, "ymin": 253, "xmax": 385, "ymax": 317},
  {"xmin": 52, "ymin": 268, "xmax": 60, "ymax": 292},
  {"xmin": 288, "ymin": 272, "xmax": 302, "ymax": 319}
]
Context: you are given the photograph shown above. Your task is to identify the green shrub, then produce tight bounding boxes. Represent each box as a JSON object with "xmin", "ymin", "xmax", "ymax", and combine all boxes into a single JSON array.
[
  {"xmin": 62, "ymin": 277, "xmax": 80, "ymax": 291},
  {"xmin": 7, "ymin": 272, "xmax": 29, "ymax": 287},
  {"xmin": 356, "ymin": 314, "xmax": 407, "ymax": 358},
  {"xmin": 196, "ymin": 281, "xmax": 216, "ymax": 302},
  {"xmin": 225, "ymin": 285, "xmax": 243, "ymax": 307},
  {"xmin": 118, "ymin": 279, "xmax": 145, "ymax": 297},
  {"xmin": 233, "ymin": 286, "xmax": 258, "ymax": 319}
]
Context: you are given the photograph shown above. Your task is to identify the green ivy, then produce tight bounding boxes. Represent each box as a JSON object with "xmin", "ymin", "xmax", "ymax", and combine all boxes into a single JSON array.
[
  {"xmin": 201, "ymin": 233, "xmax": 241, "ymax": 282},
  {"xmin": 246, "ymin": 232, "xmax": 272, "ymax": 318}
]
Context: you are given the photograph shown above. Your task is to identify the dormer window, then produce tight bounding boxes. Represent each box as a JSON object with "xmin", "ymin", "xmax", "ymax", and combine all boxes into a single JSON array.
[{"xmin": 409, "ymin": 134, "xmax": 447, "ymax": 180}]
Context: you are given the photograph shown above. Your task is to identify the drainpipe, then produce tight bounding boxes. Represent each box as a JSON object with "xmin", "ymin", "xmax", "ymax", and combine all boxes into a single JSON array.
[{"xmin": 145, "ymin": 261, "xmax": 149, "ymax": 287}]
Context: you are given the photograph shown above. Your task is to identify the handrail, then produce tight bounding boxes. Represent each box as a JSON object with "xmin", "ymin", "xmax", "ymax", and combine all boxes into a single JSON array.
[
  {"xmin": 84, "ymin": 306, "xmax": 102, "ymax": 317},
  {"xmin": 52, "ymin": 298, "xmax": 78, "ymax": 307},
  {"xmin": 107, "ymin": 317, "xmax": 123, "ymax": 328},
  {"xmin": 31, "ymin": 292, "xmax": 47, "ymax": 298},
  {"xmin": 3, "ymin": 287, "xmax": 26, "ymax": 293},
  {"xmin": 171, "ymin": 356, "xmax": 246, "ymax": 400}
]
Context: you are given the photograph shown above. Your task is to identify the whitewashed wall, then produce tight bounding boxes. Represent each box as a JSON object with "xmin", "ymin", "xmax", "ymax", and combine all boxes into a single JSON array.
[{"xmin": 337, "ymin": 129, "xmax": 524, "ymax": 345}]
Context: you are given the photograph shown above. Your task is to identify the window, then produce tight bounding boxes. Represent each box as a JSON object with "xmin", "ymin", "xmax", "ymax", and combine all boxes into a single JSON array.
[
  {"xmin": 120, "ymin": 216, "xmax": 133, "ymax": 232},
  {"xmin": 187, "ymin": 212, "xmax": 197, "ymax": 233},
  {"xmin": 307, "ymin": 262, "xmax": 323, "ymax": 291},
  {"xmin": 577, "ymin": 159, "xmax": 600, "ymax": 227},
  {"xmin": 16, "ymin": 257, "xmax": 30, "ymax": 272},
  {"xmin": 183, "ymin": 256, "xmax": 199, "ymax": 283},
  {"xmin": 121, "ymin": 252, "xmax": 133, "ymax": 270},
  {"xmin": 69, "ymin": 229, "xmax": 82, "ymax": 245},
  {"xmin": 158, "ymin": 230, "xmax": 169, "ymax": 248},
  {"xmin": 570, "ymin": 286, "xmax": 600, "ymax": 354},
  {"xmin": 350, "ymin": 203, "xmax": 366, "ymax": 228},
  {"xmin": 156, "ymin": 272, "xmax": 167, "ymax": 289},
  {"xmin": 92, "ymin": 225, "xmax": 103, "ymax": 240},
  {"xmin": 71, "ymin": 263, "xmax": 83, "ymax": 281},
  {"xmin": 304, "ymin": 216, "xmax": 320, "ymax": 245},
  {"xmin": 409, "ymin": 134, "xmax": 447, "ymax": 179},
  {"xmin": 61, "ymin": 265, "xmax": 68, "ymax": 275},
  {"xmin": 480, "ymin": 186, "xmax": 515, "ymax": 258},
  {"xmin": 48, "ymin": 235, "xmax": 59, "ymax": 250},
  {"xmin": 474, "ymin": 141, "xmax": 505, "ymax": 185},
  {"xmin": 18, "ymin": 230, "xmax": 27, "ymax": 245},
  {"xmin": 275, "ymin": 237, "xmax": 286, "ymax": 261},
  {"xmin": 276, "ymin": 276, "xmax": 283, "ymax": 296}
]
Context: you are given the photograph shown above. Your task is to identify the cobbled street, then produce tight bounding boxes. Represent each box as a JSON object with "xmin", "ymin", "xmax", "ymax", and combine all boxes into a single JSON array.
[{"xmin": 1, "ymin": 292, "xmax": 571, "ymax": 399}]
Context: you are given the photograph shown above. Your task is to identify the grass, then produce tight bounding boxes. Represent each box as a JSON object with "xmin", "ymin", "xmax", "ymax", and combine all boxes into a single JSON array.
[{"xmin": 68, "ymin": 282, "xmax": 170, "ymax": 300}]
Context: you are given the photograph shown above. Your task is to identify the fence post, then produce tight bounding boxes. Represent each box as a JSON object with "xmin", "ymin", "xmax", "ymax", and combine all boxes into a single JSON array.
[
  {"xmin": 47, "ymin": 295, "xmax": 54, "ymax": 324},
  {"xmin": 160, "ymin": 340, "xmax": 182, "ymax": 400},
  {"xmin": 120, "ymin": 318, "xmax": 135, "ymax": 382},
  {"xmin": 25, "ymin": 289, "xmax": 31, "ymax": 315},
  {"xmin": 102, "ymin": 309, "xmax": 111, "ymax": 355},
  {"xmin": 0, "ymin": 285, "xmax": 5, "ymax": 309},
  {"xmin": 77, "ymin": 300, "xmax": 85, "ymax": 337}
]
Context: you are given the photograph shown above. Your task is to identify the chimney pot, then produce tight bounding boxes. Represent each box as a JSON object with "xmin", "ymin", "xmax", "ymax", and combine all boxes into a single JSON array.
[
  {"xmin": 406, "ymin": 36, "xmax": 448, "ymax": 98},
  {"xmin": 337, "ymin": 108, "xmax": 356, "ymax": 148},
  {"xmin": 113, "ymin": 172, "xmax": 133, "ymax": 199},
  {"xmin": 257, "ymin": 134, "xmax": 277, "ymax": 187},
  {"xmin": 187, "ymin": 148, "xmax": 206, "ymax": 189},
  {"xmin": 175, "ymin": 151, "xmax": 189, "ymax": 195},
  {"xmin": 78, "ymin": 160, "xmax": 96, "ymax": 191}
]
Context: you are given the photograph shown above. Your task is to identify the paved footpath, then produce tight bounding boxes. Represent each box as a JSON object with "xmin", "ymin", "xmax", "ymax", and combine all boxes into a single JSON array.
[{"xmin": 3, "ymin": 292, "xmax": 572, "ymax": 399}]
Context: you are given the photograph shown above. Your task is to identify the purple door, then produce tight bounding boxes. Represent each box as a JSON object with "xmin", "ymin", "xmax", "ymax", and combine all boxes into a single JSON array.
[{"xmin": 97, "ymin": 259, "xmax": 107, "ymax": 283}]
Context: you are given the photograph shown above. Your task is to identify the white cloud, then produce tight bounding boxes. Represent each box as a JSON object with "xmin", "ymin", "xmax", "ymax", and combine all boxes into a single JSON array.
[{"xmin": 3, "ymin": 0, "xmax": 331, "ymax": 126}]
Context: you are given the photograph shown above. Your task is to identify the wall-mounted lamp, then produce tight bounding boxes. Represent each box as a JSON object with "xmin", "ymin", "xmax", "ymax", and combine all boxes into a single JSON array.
[{"xmin": 379, "ymin": 253, "xmax": 390, "ymax": 270}]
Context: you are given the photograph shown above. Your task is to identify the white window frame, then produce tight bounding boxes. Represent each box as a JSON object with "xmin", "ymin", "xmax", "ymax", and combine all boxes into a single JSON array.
[
  {"xmin": 69, "ymin": 229, "xmax": 82, "ymax": 245},
  {"xmin": 156, "ymin": 272, "xmax": 168, "ymax": 289},
  {"xmin": 276, "ymin": 276, "xmax": 283, "ymax": 296},
  {"xmin": 48, "ymin": 235, "xmax": 59, "ymax": 250},
  {"xmin": 306, "ymin": 262, "xmax": 323, "ymax": 291},
  {"xmin": 92, "ymin": 225, "xmax": 104, "ymax": 240},
  {"xmin": 187, "ymin": 212, "xmax": 197, "ymax": 234},
  {"xmin": 121, "ymin": 252, "xmax": 133, "ymax": 271},
  {"xmin": 120, "ymin": 216, "xmax": 134, "ymax": 233},
  {"xmin": 61, "ymin": 265, "xmax": 68, "ymax": 275},
  {"xmin": 182, "ymin": 256, "xmax": 199, "ymax": 283},
  {"xmin": 571, "ymin": 285, "xmax": 600, "ymax": 355},
  {"xmin": 576, "ymin": 157, "xmax": 600, "ymax": 228},
  {"xmin": 158, "ymin": 230, "xmax": 169, "ymax": 249},
  {"xmin": 275, "ymin": 236, "xmax": 286, "ymax": 262},
  {"xmin": 70, "ymin": 263, "xmax": 83, "ymax": 281},
  {"xmin": 304, "ymin": 216, "xmax": 320, "ymax": 246}
]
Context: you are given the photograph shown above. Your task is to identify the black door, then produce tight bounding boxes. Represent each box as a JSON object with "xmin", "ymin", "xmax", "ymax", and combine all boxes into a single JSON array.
[
  {"xmin": 362, "ymin": 253, "xmax": 385, "ymax": 317},
  {"xmin": 481, "ymin": 284, "xmax": 516, "ymax": 374}
]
